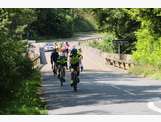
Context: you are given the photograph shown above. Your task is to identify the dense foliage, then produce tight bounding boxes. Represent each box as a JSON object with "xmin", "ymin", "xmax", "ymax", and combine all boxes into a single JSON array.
[
  {"xmin": 90, "ymin": 8, "xmax": 161, "ymax": 78},
  {"xmin": 27, "ymin": 8, "xmax": 96, "ymax": 39},
  {"xmin": 28, "ymin": 9, "xmax": 74, "ymax": 38},
  {"xmin": 92, "ymin": 8, "xmax": 140, "ymax": 53},
  {"xmin": 89, "ymin": 33, "xmax": 115, "ymax": 53},
  {"xmin": 0, "ymin": 8, "xmax": 47, "ymax": 114},
  {"xmin": 129, "ymin": 9, "xmax": 161, "ymax": 68},
  {"xmin": 0, "ymin": 70, "xmax": 46, "ymax": 114},
  {"xmin": 91, "ymin": 9, "xmax": 161, "ymax": 64},
  {"xmin": 0, "ymin": 9, "xmax": 35, "ymax": 99}
]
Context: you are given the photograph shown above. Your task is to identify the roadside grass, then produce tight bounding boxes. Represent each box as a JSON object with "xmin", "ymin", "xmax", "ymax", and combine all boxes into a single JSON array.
[
  {"xmin": 0, "ymin": 70, "xmax": 47, "ymax": 115},
  {"xmin": 89, "ymin": 33, "xmax": 115, "ymax": 53},
  {"xmin": 128, "ymin": 65, "xmax": 161, "ymax": 80}
]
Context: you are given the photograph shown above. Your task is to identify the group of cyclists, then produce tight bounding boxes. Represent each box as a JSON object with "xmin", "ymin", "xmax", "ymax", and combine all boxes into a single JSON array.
[{"xmin": 50, "ymin": 41, "xmax": 83, "ymax": 91}]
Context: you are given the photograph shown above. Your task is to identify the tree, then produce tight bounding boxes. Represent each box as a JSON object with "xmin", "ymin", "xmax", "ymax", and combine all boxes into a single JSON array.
[
  {"xmin": 0, "ymin": 9, "xmax": 36, "ymax": 99},
  {"xmin": 92, "ymin": 8, "xmax": 140, "ymax": 53},
  {"xmin": 129, "ymin": 9, "xmax": 161, "ymax": 67},
  {"xmin": 29, "ymin": 9, "xmax": 74, "ymax": 38}
]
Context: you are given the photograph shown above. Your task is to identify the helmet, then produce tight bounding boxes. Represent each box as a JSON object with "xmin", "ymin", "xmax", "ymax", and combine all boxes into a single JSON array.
[
  {"xmin": 65, "ymin": 42, "xmax": 69, "ymax": 46},
  {"xmin": 71, "ymin": 48, "xmax": 77, "ymax": 55}
]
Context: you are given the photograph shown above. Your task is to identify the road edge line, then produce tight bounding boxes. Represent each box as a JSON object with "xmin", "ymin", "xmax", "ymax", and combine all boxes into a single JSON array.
[{"xmin": 148, "ymin": 101, "xmax": 161, "ymax": 114}]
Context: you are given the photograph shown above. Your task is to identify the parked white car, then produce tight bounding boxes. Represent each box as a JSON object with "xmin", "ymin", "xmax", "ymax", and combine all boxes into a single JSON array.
[{"xmin": 43, "ymin": 43, "xmax": 54, "ymax": 52}]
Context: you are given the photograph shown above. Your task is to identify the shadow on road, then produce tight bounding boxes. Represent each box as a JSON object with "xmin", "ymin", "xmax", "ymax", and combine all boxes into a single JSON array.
[{"xmin": 41, "ymin": 70, "xmax": 161, "ymax": 111}]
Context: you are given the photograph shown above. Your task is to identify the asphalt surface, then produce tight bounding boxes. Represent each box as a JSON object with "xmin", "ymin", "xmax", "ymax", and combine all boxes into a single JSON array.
[{"xmin": 40, "ymin": 34, "xmax": 161, "ymax": 115}]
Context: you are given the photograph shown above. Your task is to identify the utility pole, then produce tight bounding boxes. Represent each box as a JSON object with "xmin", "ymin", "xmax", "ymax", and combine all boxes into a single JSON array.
[{"xmin": 113, "ymin": 40, "xmax": 129, "ymax": 60}]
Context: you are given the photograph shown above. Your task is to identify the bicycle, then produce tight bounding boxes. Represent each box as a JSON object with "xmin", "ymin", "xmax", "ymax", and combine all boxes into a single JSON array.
[
  {"xmin": 52, "ymin": 63, "xmax": 58, "ymax": 76},
  {"xmin": 57, "ymin": 55, "xmax": 67, "ymax": 87},
  {"xmin": 71, "ymin": 67, "xmax": 79, "ymax": 92},
  {"xmin": 57, "ymin": 64, "xmax": 66, "ymax": 87}
]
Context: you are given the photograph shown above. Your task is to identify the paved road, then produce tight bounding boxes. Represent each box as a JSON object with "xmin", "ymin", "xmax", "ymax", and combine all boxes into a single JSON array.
[{"xmin": 40, "ymin": 36, "xmax": 161, "ymax": 115}]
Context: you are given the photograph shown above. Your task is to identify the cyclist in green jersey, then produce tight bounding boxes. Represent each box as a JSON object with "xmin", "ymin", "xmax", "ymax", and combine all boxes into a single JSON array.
[
  {"xmin": 70, "ymin": 48, "xmax": 81, "ymax": 86},
  {"xmin": 57, "ymin": 50, "xmax": 67, "ymax": 81}
]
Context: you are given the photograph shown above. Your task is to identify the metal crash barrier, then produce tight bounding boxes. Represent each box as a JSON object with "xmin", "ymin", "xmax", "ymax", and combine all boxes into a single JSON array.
[
  {"xmin": 79, "ymin": 37, "xmax": 135, "ymax": 70},
  {"xmin": 32, "ymin": 55, "xmax": 40, "ymax": 69}
]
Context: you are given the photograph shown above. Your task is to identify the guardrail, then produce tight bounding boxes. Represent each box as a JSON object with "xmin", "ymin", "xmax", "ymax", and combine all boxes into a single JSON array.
[
  {"xmin": 79, "ymin": 37, "xmax": 135, "ymax": 70},
  {"xmin": 79, "ymin": 37, "xmax": 103, "ymax": 45},
  {"xmin": 31, "ymin": 55, "xmax": 40, "ymax": 69},
  {"xmin": 85, "ymin": 37, "xmax": 103, "ymax": 42},
  {"xmin": 105, "ymin": 57, "xmax": 135, "ymax": 70}
]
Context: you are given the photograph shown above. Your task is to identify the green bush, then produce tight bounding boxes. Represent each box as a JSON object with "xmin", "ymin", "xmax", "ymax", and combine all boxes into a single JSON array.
[
  {"xmin": 0, "ymin": 70, "xmax": 47, "ymax": 114},
  {"xmin": 129, "ymin": 64, "xmax": 161, "ymax": 80},
  {"xmin": 0, "ymin": 40, "xmax": 33, "ymax": 98},
  {"xmin": 133, "ymin": 26, "xmax": 161, "ymax": 68},
  {"xmin": 89, "ymin": 33, "xmax": 115, "ymax": 53},
  {"xmin": 130, "ymin": 8, "xmax": 161, "ymax": 69},
  {"xmin": 0, "ymin": 8, "xmax": 36, "ymax": 102}
]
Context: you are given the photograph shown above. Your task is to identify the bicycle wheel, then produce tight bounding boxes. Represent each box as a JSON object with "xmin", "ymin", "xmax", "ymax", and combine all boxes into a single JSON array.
[
  {"xmin": 53, "ymin": 65, "xmax": 57, "ymax": 75},
  {"xmin": 60, "ymin": 78, "xmax": 63, "ymax": 86},
  {"xmin": 73, "ymin": 71, "xmax": 78, "ymax": 92},
  {"xmin": 62, "ymin": 67, "xmax": 65, "ymax": 82},
  {"xmin": 60, "ymin": 66, "xmax": 64, "ymax": 87}
]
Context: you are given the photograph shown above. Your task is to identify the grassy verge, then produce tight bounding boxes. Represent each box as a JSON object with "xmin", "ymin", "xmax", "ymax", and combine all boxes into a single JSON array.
[
  {"xmin": 128, "ymin": 64, "xmax": 161, "ymax": 80},
  {"xmin": 0, "ymin": 70, "xmax": 47, "ymax": 115},
  {"xmin": 89, "ymin": 33, "xmax": 115, "ymax": 53}
]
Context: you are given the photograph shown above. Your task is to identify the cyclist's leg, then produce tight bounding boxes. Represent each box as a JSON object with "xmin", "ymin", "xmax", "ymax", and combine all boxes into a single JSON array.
[
  {"xmin": 70, "ymin": 65, "xmax": 75, "ymax": 86},
  {"xmin": 60, "ymin": 65, "xmax": 63, "ymax": 78},
  {"xmin": 73, "ymin": 66, "xmax": 78, "ymax": 91},
  {"xmin": 62, "ymin": 64, "xmax": 66, "ymax": 82},
  {"xmin": 53, "ymin": 62, "xmax": 56, "ymax": 74},
  {"xmin": 59, "ymin": 65, "xmax": 64, "ymax": 86},
  {"xmin": 57, "ymin": 64, "xmax": 61, "ymax": 78},
  {"xmin": 55, "ymin": 63, "xmax": 58, "ymax": 75},
  {"xmin": 76, "ymin": 65, "xmax": 80, "ymax": 83},
  {"xmin": 75, "ymin": 63, "xmax": 80, "ymax": 76},
  {"xmin": 65, "ymin": 56, "xmax": 68, "ymax": 70}
]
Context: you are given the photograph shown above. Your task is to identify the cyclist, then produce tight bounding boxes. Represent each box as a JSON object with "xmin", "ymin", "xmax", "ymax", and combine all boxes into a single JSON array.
[
  {"xmin": 78, "ymin": 48, "xmax": 83, "ymax": 72},
  {"xmin": 69, "ymin": 47, "xmax": 81, "ymax": 86},
  {"xmin": 57, "ymin": 48, "xmax": 67, "ymax": 81},
  {"xmin": 51, "ymin": 48, "xmax": 59, "ymax": 75},
  {"xmin": 64, "ymin": 42, "xmax": 70, "ymax": 56},
  {"xmin": 54, "ymin": 42, "xmax": 59, "ymax": 51},
  {"xmin": 64, "ymin": 42, "xmax": 70, "ymax": 69}
]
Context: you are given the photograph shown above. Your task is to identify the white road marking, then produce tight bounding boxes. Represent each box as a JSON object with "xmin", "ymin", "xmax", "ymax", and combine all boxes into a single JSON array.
[
  {"xmin": 148, "ymin": 101, "xmax": 161, "ymax": 114},
  {"xmin": 110, "ymin": 85, "xmax": 136, "ymax": 96}
]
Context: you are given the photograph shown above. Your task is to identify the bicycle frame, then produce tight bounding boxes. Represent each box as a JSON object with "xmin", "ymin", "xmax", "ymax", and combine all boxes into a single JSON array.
[
  {"xmin": 58, "ymin": 65, "xmax": 65, "ymax": 86},
  {"xmin": 71, "ymin": 67, "xmax": 79, "ymax": 92}
]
